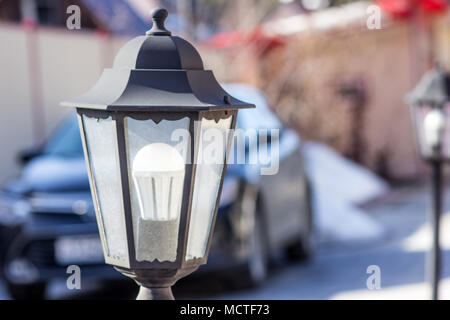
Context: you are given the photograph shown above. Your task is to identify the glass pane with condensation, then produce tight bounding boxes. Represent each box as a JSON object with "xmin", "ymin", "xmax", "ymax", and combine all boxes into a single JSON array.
[
  {"xmin": 125, "ymin": 117, "xmax": 189, "ymax": 263},
  {"xmin": 82, "ymin": 115, "xmax": 129, "ymax": 264},
  {"xmin": 186, "ymin": 116, "xmax": 233, "ymax": 260}
]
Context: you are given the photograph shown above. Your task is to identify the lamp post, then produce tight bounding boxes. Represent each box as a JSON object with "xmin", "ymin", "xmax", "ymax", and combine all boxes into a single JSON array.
[
  {"xmin": 408, "ymin": 65, "xmax": 450, "ymax": 300},
  {"xmin": 61, "ymin": 8, "xmax": 254, "ymax": 300}
]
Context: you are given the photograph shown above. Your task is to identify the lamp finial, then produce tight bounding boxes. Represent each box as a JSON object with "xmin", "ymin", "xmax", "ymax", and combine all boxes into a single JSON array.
[{"xmin": 146, "ymin": 8, "xmax": 171, "ymax": 36}]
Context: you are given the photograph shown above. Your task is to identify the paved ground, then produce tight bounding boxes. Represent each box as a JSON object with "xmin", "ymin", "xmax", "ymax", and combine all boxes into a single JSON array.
[
  {"xmin": 1, "ymin": 185, "xmax": 449, "ymax": 300},
  {"xmin": 207, "ymin": 185, "xmax": 450, "ymax": 300}
]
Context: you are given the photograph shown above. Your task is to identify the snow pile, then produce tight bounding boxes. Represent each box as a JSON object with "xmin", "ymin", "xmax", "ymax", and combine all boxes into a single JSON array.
[{"xmin": 302, "ymin": 142, "xmax": 389, "ymax": 245}]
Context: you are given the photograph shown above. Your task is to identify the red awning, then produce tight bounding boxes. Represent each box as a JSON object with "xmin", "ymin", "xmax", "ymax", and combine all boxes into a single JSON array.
[
  {"xmin": 204, "ymin": 27, "xmax": 285, "ymax": 52},
  {"xmin": 376, "ymin": 0, "xmax": 448, "ymax": 20}
]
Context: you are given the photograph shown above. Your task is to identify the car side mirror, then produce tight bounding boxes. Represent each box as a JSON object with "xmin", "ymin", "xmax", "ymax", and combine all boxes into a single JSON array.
[{"xmin": 17, "ymin": 147, "xmax": 42, "ymax": 165}]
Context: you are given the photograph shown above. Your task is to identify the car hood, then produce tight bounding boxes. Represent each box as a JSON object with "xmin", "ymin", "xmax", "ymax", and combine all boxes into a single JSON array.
[
  {"xmin": 4, "ymin": 156, "xmax": 90, "ymax": 195},
  {"xmin": 28, "ymin": 191, "xmax": 94, "ymax": 215}
]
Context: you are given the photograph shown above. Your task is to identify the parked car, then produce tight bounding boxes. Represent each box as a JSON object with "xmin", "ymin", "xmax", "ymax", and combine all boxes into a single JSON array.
[{"xmin": 0, "ymin": 84, "xmax": 314, "ymax": 299}]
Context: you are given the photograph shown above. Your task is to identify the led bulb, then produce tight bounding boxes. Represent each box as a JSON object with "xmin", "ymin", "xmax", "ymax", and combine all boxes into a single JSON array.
[
  {"xmin": 132, "ymin": 143, "xmax": 185, "ymax": 221},
  {"xmin": 423, "ymin": 108, "xmax": 446, "ymax": 151}
]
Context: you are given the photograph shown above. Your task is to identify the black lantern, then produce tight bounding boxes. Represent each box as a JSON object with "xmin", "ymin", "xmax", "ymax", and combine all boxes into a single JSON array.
[
  {"xmin": 409, "ymin": 66, "xmax": 450, "ymax": 161},
  {"xmin": 61, "ymin": 8, "xmax": 254, "ymax": 300},
  {"xmin": 408, "ymin": 65, "xmax": 450, "ymax": 300}
]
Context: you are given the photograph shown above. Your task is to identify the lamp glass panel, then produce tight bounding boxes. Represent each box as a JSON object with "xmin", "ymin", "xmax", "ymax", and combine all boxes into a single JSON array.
[
  {"xmin": 412, "ymin": 104, "xmax": 450, "ymax": 159},
  {"xmin": 186, "ymin": 115, "xmax": 233, "ymax": 260},
  {"xmin": 82, "ymin": 115, "xmax": 129, "ymax": 264},
  {"xmin": 125, "ymin": 116, "xmax": 189, "ymax": 263}
]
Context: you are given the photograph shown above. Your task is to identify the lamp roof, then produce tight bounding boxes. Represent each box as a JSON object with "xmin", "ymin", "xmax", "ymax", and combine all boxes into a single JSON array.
[
  {"xmin": 408, "ymin": 66, "xmax": 450, "ymax": 107},
  {"xmin": 61, "ymin": 8, "xmax": 254, "ymax": 112}
]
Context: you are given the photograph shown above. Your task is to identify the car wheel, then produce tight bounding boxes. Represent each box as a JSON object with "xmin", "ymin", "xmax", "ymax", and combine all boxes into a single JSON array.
[
  {"xmin": 7, "ymin": 282, "xmax": 46, "ymax": 300},
  {"xmin": 226, "ymin": 181, "xmax": 269, "ymax": 289},
  {"xmin": 232, "ymin": 185, "xmax": 269, "ymax": 289},
  {"xmin": 240, "ymin": 216, "xmax": 268, "ymax": 288},
  {"xmin": 285, "ymin": 175, "xmax": 315, "ymax": 262},
  {"xmin": 285, "ymin": 228, "xmax": 314, "ymax": 261}
]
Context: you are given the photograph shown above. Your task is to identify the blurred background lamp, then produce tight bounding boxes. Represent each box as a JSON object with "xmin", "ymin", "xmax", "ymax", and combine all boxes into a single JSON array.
[
  {"xmin": 410, "ymin": 66, "xmax": 450, "ymax": 160},
  {"xmin": 423, "ymin": 108, "xmax": 446, "ymax": 153},
  {"xmin": 61, "ymin": 8, "xmax": 254, "ymax": 300},
  {"xmin": 408, "ymin": 65, "xmax": 450, "ymax": 300}
]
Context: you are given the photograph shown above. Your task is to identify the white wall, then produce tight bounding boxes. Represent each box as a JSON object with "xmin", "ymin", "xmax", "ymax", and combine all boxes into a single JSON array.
[
  {"xmin": 0, "ymin": 22, "xmax": 128, "ymax": 184},
  {"xmin": 0, "ymin": 24, "xmax": 34, "ymax": 184}
]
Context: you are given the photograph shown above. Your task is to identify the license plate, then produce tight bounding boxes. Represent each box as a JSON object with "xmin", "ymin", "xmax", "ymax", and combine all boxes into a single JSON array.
[{"xmin": 55, "ymin": 235, "xmax": 104, "ymax": 265}]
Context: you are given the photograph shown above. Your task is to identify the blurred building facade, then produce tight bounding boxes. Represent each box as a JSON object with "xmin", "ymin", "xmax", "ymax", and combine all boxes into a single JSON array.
[
  {"xmin": 0, "ymin": 0, "xmax": 449, "ymax": 184},
  {"xmin": 200, "ymin": 1, "xmax": 450, "ymax": 181}
]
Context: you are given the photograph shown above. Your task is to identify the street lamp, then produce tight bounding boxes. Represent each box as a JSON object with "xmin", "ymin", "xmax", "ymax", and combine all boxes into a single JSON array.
[
  {"xmin": 61, "ymin": 8, "xmax": 254, "ymax": 300},
  {"xmin": 408, "ymin": 65, "xmax": 450, "ymax": 300}
]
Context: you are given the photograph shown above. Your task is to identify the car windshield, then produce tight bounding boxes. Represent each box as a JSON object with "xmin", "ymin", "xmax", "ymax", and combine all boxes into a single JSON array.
[
  {"xmin": 222, "ymin": 83, "xmax": 283, "ymax": 131},
  {"xmin": 42, "ymin": 114, "xmax": 84, "ymax": 158}
]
